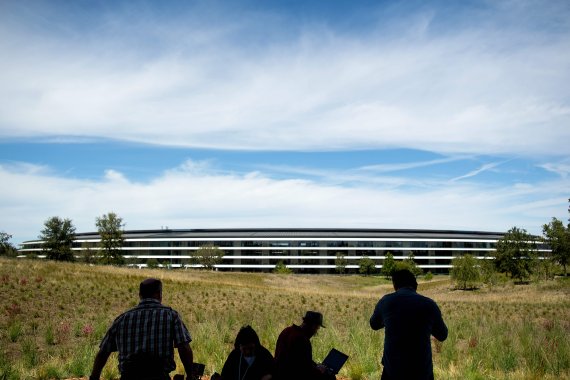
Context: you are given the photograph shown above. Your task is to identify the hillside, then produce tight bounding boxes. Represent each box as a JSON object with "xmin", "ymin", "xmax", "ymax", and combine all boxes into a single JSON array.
[{"xmin": 1, "ymin": 258, "xmax": 569, "ymax": 379}]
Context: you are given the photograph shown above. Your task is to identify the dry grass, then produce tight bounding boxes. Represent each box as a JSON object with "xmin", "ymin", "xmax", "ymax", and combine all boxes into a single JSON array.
[{"xmin": 1, "ymin": 257, "xmax": 569, "ymax": 380}]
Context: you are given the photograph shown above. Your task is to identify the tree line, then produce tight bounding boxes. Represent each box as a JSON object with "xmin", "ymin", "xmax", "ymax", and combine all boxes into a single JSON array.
[
  {"xmin": 1, "ymin": 201, "xmax": 569, "ymax": 280},
  {"xmin": 0, "ymin": 212, "xmax": 225, "ymax": 269},
  {"xmin": 334, "ymin": 202, "xmax": 570, "ymax": 284},
  {"xmin": 449, "ymin": 206, "xmax": 570, "ymax": 289}
]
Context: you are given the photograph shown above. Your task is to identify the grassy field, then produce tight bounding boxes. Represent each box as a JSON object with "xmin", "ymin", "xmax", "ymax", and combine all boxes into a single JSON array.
[{"xmin": 1, "ymin": 257, "xmax": 569, "ymax": 380}]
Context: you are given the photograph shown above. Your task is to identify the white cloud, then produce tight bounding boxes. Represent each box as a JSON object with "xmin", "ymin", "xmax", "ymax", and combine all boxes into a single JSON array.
[
  {"xmin": 1, "ymin": 161, "xmax": 568, "ymax": 244},
  {"xmin": 0, "ymin": 2, "xmax": 569, "ymax": 156}
]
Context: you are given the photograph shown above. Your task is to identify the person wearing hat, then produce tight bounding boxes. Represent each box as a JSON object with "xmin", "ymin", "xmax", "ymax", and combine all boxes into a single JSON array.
[{"xmin": 274, "ymin": 311, "xmax": 335, "ymax": 380}]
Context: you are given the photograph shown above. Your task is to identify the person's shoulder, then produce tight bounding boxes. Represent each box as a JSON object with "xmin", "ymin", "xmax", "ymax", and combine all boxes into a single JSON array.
[
  {"xmin": 414, "ymin": 292, "xmax": 441, "ymax": 307},
  {"xmin": 379, "ymin": 291, "xmax": 398, "ymax": 303},
  {"xmin": 258, "ymin": 345, "xmax": 274, "ymax": 359},
  {"xmin": 280, "ymin": 324, "xmax": 296, "ymax": 333}
]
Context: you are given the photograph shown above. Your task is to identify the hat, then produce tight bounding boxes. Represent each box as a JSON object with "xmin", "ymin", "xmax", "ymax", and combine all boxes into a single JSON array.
[{"xmin": 303, "ymin": 311, "xmax": 325, "ymax": 328}]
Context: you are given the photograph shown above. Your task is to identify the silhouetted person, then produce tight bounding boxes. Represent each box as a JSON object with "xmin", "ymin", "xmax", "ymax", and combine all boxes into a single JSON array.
[
  {"xmin": 370, "ymin": 269, "xmax": 448, "ymax": 380},
  {"xmin": 274, "ymin": 311, "xmax": 335, "ymax": 380},
  {"xmin": 89, "ymin": 278, "xmax": 194, "ymax": 380},
  {"xmin": 213, "ymin": 325, "xmax": 274, "ymax": 380}
]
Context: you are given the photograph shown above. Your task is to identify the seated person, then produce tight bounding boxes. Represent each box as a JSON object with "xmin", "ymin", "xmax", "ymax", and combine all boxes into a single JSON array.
[
  {"xmin": 274, "ymin": 311, "xmax": 335, "ymax": 380},
  {"xmin": 214, "ymin": 325, "xmax": 274, "ymax": 380}
]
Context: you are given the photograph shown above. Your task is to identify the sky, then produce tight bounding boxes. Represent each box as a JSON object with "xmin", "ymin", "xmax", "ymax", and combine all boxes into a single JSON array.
[{"xmin": 1, "ymin": 0, "xmax": 569, "ymax": 244}]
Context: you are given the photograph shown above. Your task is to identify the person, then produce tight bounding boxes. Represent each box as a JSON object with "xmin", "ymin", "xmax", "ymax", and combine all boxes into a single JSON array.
[
  {"xmin": 370, "ymin": 269, "xmax": 448, "ymax": 380},
  {"xmin": 274, "ymin": 311, "xmax": 335, "ymax": 380},
  {"xmin": 213, "ymin": 325, "xmax": 274, "ymax": 380},
  {"xmin": 89, "ymin": 278, "xmax": 194, "ymax": 380}
]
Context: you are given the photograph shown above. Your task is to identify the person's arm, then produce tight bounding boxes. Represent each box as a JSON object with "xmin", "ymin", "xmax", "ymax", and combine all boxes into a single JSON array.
[
  {"xmin": 431, "ymin": 302, "xmax": 448, "ymax": 342},
  {"xmin": 177, "ymin": 342, "xmax": 194, "ymax": 377},
  {"xmin": 369, "ymin": 299, "xmax": 385, "ymax": 330},
  {"xmin": 89, "ymin": 349, "xmax": 111, "ymax": 380}
]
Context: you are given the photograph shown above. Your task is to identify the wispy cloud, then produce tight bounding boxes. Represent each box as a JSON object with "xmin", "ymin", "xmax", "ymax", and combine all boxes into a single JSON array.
[
  {"xmin": 450, "ymin": 161, "xmax": 505, "ymax": 182},
  {"xmin": 0, "ymin": 1, "xmax": 569, "ymax": 156},
  {"xmin": 539, "ymin": 160, "xmax": 570, "ymax": 178},
  {"xmin": 358, "ymin": 156, "xmax": 470, "ymax": 173}
]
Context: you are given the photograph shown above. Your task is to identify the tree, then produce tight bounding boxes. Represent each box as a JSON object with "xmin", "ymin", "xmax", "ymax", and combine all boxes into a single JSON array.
[
  {"xmin": 395, "ymin": 253, "xmax": 423, "ymax": 276},
  {"xmin": 494, "ymin": 226, "xmax": 537, "ymax": 282},
  {"xmin": 450, "ymin": 254, "xmax": 481, "ymax": 290},
  {"xmin": 96, "ymin": 212, "xmax": 125, "ymax": 265},
  {"xmin": 146, "ymin": 258, "xmax": 159, "ymax": 269},
  {"xmin": 480, "ymin": 257, "xmax": 499, "ymax": 286},
  {"xmin": 39, "ymin": 217, "xmax": 76, "ymax": 261},
  {"xmin": 0, "ymin": 231, "xmax": 17, "ymax": 257},
  {"xmin": 381, "ymin": 252, "xmax": 396, "ymax": 278},
  {"xmin": 193, "ymin": 244, "xmax": 224, "ymax": 270},
  {"xmin": 359, "ymin": 256, "xmax": 377, "ymax": 276},
  {"xmin": 542, "ymin": 217, "xmax": 570, "ymax": 276},
  {"xmin": 335, "ymin": 253, "xmax": 348, "ymax": 274}
]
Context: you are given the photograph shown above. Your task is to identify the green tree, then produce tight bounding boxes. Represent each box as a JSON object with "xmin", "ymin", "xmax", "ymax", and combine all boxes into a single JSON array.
[
  {"xmin": 396, "ymin": 253, "xmax": 423, "ymax": 276},
  {"xmin": 359, "ymin": 256, "xmax": 377, "ymax": 276},
  {"xmin": 39, "ymin": 217, "xmax": 76, "ymax": 261},
  {"xmin": 480, "ymin": 257, "xmax": 500, "ymax": 286},
  {"xmin": 542, "ymin": 217, "xmax": 570, "ymax": 276},
  {"xmin": 335, "ymin": 253, "xmax": 348, "ymax": 274},
  {"xmin": 494, "ymin": 226, "xmax": 537, "ymax": 282},
  {"xmin": 381, "ymin": 252, "xmax": 396, "ymax": 278},
  {"xmin": 146, "ymin": 258, "xmax": 159, "ymax": 269},
  {"xmin": 274, "ymin": 261, "xmax": 293, "ymax": 274},
  {"xmin": 193, "ymin": 244, "xmax": 224, "ymax": 270},
  {"xmin": 0, "ymin": 232, "xmax": 18, "ymax": 257},
  {"xmin": 95, "ymin": 212, "xmax": 125, "ymax": 265},
  {"xmin": 451, "ymin": 254, "xmax": 481, "ymax": 290}
]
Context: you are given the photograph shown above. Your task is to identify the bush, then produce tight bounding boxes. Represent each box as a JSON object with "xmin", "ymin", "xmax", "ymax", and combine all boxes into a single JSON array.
[
  {"xmin": 274, "ymin": 261, "xmax": 292, "ymax": 274},
  {"xmin": 146, "ymin": 258, "xmax": 159, "ymax": 269}
]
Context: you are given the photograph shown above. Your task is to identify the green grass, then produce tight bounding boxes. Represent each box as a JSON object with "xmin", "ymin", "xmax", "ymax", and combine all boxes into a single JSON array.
[{"xmin": 0, "ymin": 257, "xmax": 569, "ymax": 379}]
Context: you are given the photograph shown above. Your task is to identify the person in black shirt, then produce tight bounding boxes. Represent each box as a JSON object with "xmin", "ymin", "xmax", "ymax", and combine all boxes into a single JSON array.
[
  {"xmin": 274, "ymin": 311, "xmax": 334, "ymax": 380},
  {"xmin": 370, "ymin": 269, "xmax": 448, "ymax": 380},
  {"xmin": 216, "ymin": 325, "xmax": 274, "ymax": 380}
]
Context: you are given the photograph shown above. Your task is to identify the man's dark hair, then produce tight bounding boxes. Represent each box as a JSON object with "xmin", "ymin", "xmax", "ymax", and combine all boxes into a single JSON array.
[
  {"xmin": 234, "ymin": 325, "xmax": 260, "ymax": 350},
  {"xmin": 392, "ymin": 269, "xmax": 418, "ymax": 290},
  {"xmin": 139, "ymin": 278, "xmax": 162, "ymax": 299}
]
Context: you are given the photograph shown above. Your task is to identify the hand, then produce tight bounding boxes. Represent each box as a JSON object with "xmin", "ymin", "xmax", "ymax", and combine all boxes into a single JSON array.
[{"xmin": 316, "ymin": 364, "xmax": 328, "ymax": 374}]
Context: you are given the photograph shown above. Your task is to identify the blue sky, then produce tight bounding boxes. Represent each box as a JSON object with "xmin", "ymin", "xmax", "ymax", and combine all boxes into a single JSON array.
[{"xmin": 1, "ymin": 0, "xmax": 569, "ymax": 244}]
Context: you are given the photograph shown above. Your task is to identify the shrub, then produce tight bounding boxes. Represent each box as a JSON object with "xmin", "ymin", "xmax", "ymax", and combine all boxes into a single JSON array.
[
  {"xmin": 274, "ymin": 261, "xmax": 292, "ymax": 274},
  {"xmin": 146, "ymin": 258, "xmax": 159, "ymax": 269}
]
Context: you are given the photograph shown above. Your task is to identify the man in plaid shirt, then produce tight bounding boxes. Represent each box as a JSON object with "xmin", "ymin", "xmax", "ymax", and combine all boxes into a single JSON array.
[{"xmin": 89, "ymin": 278, "xmax": 194, "ymax": 380}]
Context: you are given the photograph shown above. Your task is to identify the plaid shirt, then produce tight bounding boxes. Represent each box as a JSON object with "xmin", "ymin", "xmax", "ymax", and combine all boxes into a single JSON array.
[{"xmin": 100, "ymin": 298, "xmax": 192, "ymax": 374}]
